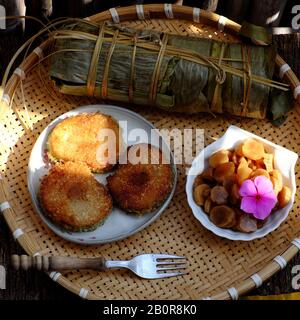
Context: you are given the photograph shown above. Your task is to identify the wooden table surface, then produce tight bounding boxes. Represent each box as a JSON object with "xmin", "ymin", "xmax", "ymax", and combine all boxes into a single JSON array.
[{"xmin": 0, "ymin": 29, "xmax": 299, "ymax": 300}]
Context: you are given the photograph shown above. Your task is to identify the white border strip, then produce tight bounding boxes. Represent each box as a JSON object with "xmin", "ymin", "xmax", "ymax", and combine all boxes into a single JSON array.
[
  {"xmin": 193, "ymin": 7, "xmax": 200, "ymax": 23},
  {"xmin": 227, "ymin": 287, "xmax": 239, "ymax": 300},
  {"xmin": 294, "ymin": 85, "xmax": 300, "ymax": 99},
  {"xmin": 33, "ymin": 47, "xmax": 44, "ymax": 59},
  {"xmin": 136, "ymin": 4, "xmax": 145, "ymax": 20},
  {"xmin": 279, "ymin": 63, "xmax": 291, "ymax": 79},
  {"xmin": 164, "ymin": 4, "xmax": 174, "ymax": 19},
  {"xmin": 0, "ymin": 201, "xmax": 11, "ymax": 213},
  {"xmin": 202, "ymin": 297, "xmax": 212, "ymax": 300},
  {"xmin": 273, "ymin": 255, "xmax": 287, "ymax": 269},
  {"xmin": 250, "ymin": 273, "xmax": 263, "ymax": 288},
  {"xmin": 50, "ymin": 271, "xmax": 61, "ymax": 282},
  {"xmin": 218, "ymin": 16, "xmax": 227, "ymax": 32},
  {"xmin": 14, "ymin": 68, "xmax": 26, "ymax": 80},
  {"xmin": 109, "ymin": 8, "xmax": 120, "ymax": 24},
  {"xmin": 13, "ymin": 228, "xmax": 24, "ymax": 240},
  {"xmin": 292, "ymin": 238, "xmax": 300, "ymax": 250},
  {"xmin": 79, "ymin": 288, "xmax": 89, "ymax": 299}
]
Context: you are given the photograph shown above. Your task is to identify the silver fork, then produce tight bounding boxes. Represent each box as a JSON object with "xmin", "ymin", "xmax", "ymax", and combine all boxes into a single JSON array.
[{"xmin": 12, "ymin": 254, "xmax": 187, "ymax": 279}]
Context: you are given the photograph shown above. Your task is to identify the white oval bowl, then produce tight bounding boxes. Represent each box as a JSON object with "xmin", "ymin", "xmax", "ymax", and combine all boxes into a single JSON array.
[{"xmin": 186, "ymin": 125, "xmax": 298, "ymax": 241}]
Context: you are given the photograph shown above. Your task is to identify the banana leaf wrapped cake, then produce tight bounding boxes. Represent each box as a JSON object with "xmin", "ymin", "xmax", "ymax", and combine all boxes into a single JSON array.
[{"xmin": 49, "ymin": 21, "xmax": 290, "ymax": 121}]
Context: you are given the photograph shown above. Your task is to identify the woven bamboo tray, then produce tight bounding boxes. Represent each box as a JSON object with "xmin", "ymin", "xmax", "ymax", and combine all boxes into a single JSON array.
[{"xmin": 0, "ymin": 4, "xmax": 300, "ymax": 300}]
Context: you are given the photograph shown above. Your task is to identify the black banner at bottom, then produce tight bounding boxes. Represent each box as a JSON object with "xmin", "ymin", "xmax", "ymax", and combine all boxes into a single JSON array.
[{"xmin": 0, "ymin": 299, "xmax": 292, "ymax": 319}]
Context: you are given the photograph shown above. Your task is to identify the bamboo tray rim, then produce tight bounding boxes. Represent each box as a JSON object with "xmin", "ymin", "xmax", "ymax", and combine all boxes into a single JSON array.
[{"xmin": 0, "ymin": 4, "xmax": 300, "ymax": 300}]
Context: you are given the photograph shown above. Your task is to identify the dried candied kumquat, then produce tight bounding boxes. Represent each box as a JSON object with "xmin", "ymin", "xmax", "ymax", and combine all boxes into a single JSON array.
[
  {"xmin": 214, "ymin": 162, "xmax": 235, "ymax": 183},
  {"xmin": 208, "ymin": 150, "xmax": 230, "ymax": 168},
  {"xmin": 278, "ymin": 186, "xmax": 292, "ymax": 208},
  {"xmin": 237, "ymin": 163, "xmax": 252, "ymax": 185},
  {"xmin": 250, "ymin": 169, "xmax": 270, "ymax": 180},
  {"xmin": 193, "ymin": 184, "xmax": 211, "ymax": 206},
  {"xmin": 263, "ymin": 153, "xmax": 274, "ymax": 172},
  {"xmin": 235, "ymin": 214, "xmax": 258, "ymax": 233},
  {"xmin": 210, "ymin": 205, "xmax": 236, "ymax": 228},
  {"xmin": 270, "ymin": 170, "xmax": 283, "ymax": 196},
  {"xmin": 242, "ymin": 139, "xmax": 265, "ymax": 160},
  {"xmin": 235, "ymin": 142, "xmax": 244, "ymax": 157},
  {"xmin": 204, "ymin": 198, "xmax": 213, "ymax": 214},
  {"xmin": 210, "ymin": 186, "xmax": 229, "ymax": 205}
]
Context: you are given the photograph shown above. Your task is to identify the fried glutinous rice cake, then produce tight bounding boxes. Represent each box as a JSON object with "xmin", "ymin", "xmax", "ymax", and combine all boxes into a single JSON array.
[
  {"xmin": 47, "ymin": 113, "xmax": 123, "ymax": 173},
  {"xmin": 107, "ymin": 143, "xmax": 173, "ymax": 214},
  {"xmin": 39, "ymin": 161, "xmax": 113, "ymax": 232}
]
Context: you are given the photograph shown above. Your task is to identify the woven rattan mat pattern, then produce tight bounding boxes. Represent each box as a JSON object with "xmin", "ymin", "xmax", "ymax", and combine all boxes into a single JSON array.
[{"xmin": 1, "ymin": 19, "xmax": 299, "ymax": 299}]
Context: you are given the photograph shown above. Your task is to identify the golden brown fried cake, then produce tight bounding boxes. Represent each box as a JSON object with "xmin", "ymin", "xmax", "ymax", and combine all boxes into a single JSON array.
[
  {"xmin": 39, "ymin": 162, "xmax": 113, "ymax": 232},
  {"xmin": 47, "ymin": 113, "xmax": 122, "ymax": 173},
  {"xmin": 107, "ymin": 143, "xmax": 173, "ymax": 214}
]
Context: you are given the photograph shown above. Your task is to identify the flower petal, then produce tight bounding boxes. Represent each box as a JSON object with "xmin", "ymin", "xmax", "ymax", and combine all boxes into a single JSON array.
[
  {"xmin": 240, "ymin": 196, "xmax": 257, "ymax": 215},
  {"xmin": 254, "ymin": 176, "xmax": 274, "ymax": 195},
  {"xmin": 253, "ymin": 195, "xmax": 277, "ymax": 220},
  {"xmin": 263, "ymin": 190, "xmax": 278, "ymax": 203},
  {"xmin": 239, "ymin": 179, "xmax": 257, "ymax": 197}
]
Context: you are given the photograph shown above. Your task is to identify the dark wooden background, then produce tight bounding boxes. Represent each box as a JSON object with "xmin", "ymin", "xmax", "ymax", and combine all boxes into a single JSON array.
[{"xmin": 0, "ymin": 0, "xmax": 300, "ymax": 300}]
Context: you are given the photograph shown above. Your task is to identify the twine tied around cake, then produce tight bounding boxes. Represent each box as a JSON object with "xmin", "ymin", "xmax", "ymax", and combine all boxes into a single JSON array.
[
  {"xmin": 1, "ymin": 17, "xmax": 290, "ymax": 123},
  {"xmin": 66, "ymin": 22, "xmax": 287, "ymax": 115}
]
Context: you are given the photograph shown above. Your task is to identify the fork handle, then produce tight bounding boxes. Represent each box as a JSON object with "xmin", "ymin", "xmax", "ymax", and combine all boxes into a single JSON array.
[{"xmin": 11, "ymin": 255, "xmax": 107, "ymax": 271}]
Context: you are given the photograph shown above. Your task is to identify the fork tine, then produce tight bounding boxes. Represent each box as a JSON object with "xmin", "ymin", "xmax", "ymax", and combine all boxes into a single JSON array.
[
  {"xmin": 155, "ymin": 271, "xmax": 187, "ymax": 279},
  {"xmin": 154, "ymin": 254, "xmax": 186, "ymax": 260},
  {"xmin": 156, "ymin": 261, "xmax": 187, "ymax": 266},
  {"xmin": 157, "ymin": 265, "xmax": 187, "ymax": 271}
]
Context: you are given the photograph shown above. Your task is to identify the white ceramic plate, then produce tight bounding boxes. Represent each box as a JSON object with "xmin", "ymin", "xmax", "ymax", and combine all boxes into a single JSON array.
[
  {"xmin": 28, "ymin": 105, "xmax": 177, "ymax": 245},
  {"xmin": 186, "ymin": 125, "xmax": 298, "ymax": 241}
]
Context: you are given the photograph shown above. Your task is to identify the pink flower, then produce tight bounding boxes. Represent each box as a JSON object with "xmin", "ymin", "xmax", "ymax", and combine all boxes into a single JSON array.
[{"xmin": 239, "ymin": 176, "xmax": 277, "ymax": 220}]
